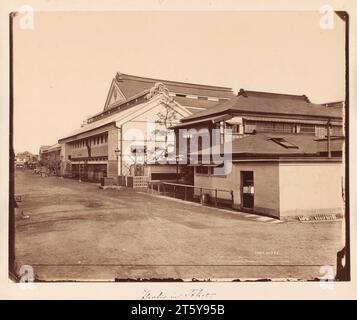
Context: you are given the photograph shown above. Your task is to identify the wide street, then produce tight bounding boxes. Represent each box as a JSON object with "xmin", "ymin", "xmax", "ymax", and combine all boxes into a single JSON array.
[{"xmin": 14, "ymin": 169, "xmax": 344, "ymax": 281}]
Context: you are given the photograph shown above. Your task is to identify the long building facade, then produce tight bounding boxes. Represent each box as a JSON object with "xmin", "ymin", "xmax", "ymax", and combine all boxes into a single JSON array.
[{"xmin": 42, "ymin": 73, "xmax": 345, "ymax": 219}]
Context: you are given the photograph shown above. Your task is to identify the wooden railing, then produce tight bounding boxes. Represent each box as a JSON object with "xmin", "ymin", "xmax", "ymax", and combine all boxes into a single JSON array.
[{"xmin": 148, "ymin": 181, "xmax": 234, "ymax": 208}]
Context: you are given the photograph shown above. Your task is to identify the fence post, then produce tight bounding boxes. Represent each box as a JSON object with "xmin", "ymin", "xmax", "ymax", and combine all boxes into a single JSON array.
[
  {"xmin": 200, "ymin": 188, "xmax": 203, "ymax": 205},
  {"xmin": 215, "ymin": 189, "xmax": 218, "ymax": 207},
  {"xmin": 158, "ymin": 183, "xmax": 160, "ymax": 194},
  {"xmin": 231, "ymin": 190, "xmax": 234, "ymax": 208}
]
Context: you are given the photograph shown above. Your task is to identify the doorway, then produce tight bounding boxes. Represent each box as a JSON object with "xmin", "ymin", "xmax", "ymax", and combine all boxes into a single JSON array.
[{"xmin": 241, "ymin": 171, "xmax": 254, "ymax": 209}]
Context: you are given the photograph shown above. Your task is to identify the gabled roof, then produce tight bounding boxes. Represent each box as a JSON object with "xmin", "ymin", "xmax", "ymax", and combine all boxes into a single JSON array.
[
  {"xmin": 93, "ymin": 72, "xmax": 235, "ymax": 123},
  {"xmin": 114, "ymin": 72, "xmax": 235, "ymax": 99},
  {"xmin": 100, "ymin": 72, "xmax": 235, "ymax": 113},
  {"xmin": 181, "ymin": 89, "xmax": 343, "ymax": 122}
]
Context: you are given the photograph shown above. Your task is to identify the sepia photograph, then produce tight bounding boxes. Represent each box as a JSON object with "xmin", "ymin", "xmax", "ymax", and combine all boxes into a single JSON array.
[{"xmin": 2, "ymin": 1, "xmax": 355, "ymax": 301}]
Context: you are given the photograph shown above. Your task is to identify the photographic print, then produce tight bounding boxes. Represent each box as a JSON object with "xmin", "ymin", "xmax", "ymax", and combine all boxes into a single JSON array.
[{"xmin": 7, "ymin": 7, "xmax": 350, "ymax": 287}]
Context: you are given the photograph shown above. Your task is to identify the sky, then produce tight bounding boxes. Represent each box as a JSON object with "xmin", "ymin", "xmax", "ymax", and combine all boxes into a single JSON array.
[{"xmin": 13, "ymin": 11, "xmax": 346, "ymax": 154}]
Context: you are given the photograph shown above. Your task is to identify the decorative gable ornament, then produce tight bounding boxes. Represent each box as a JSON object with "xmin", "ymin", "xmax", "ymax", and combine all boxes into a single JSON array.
[
  {"xmin": 146, "ymin": 82, "xmax": 172, "ymax": 101},
  {"xmin": 115, "ymin": 73, "xmax": 124, "ymax": 82}
]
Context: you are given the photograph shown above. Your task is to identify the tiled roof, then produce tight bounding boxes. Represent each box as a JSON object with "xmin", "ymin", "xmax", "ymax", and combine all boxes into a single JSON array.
[
  {"xmin": 182, "ymin": 89, "xmax": 343, "ymax": 121},
  {"xmin": 59, "ymin": 111, "xmax": 121, "ymax": 141},
  {"xmin": 321, "ymin": 101, "xmax": 344, "ymax": 108},
  {"xmin": 115, "ymin": 72, "xmax": 235, "ymax": 100},
  {"xmin": 202, "ymin": 133, "xmax": 320, "ymax": 157},
  {"xmin": 231, "ymin": 134, "xmax": 315, "ymax": 156},
  {"xmin": 172, "ymin": 96, "xmax": 222, "ymax": 111},
  {"xmin": 89, "ymin": 73, "xmax": 235, "ymax": 122},
  {"xmin": 315, "ymin": 136, "xmax": 345, "ymax": 153}
]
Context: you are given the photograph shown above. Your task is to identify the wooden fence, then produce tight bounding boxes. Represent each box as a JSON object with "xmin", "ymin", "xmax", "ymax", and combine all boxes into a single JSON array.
[
  {"xmin": 118, "ymin": 175, "xmax": 149, "ymax": 188},
  {"xmin": 148, "ymin": 181, "xmax": 234, "ymax": 208}
]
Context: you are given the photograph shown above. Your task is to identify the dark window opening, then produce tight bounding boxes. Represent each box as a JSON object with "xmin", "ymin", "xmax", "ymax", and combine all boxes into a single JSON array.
[{"xmin": 196, "ymin": 166, "xmax": 209, "ymax": 174}]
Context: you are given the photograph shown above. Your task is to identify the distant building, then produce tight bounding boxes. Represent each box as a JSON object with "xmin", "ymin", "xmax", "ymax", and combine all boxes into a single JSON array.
[
  {"xmin": 38, "ymin": 145, "xmax": 50, "ymax": 162},
  {"xmin": 15, "ymin": 151, "xmax": 38, "ymax": 164},
  {"xmin": 38, "ymin": 144, "xmax": 61, "ymax": 175}
]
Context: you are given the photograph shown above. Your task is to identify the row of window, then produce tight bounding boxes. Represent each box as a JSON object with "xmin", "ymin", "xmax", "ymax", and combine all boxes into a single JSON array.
[
  {"xmin": 196, "ymin": 165, "xmax": 225, "ymax": 176},
  {"xmin": 188, "ymin": 121, "xmax": 344, "ymax": 149},
  {"xmin": 238, "ymin": 121, "xmax": 342, "ymax": 137},
  {"xmin": 72, "ymin": 133, "xmax": 108, "ymax": 149}
]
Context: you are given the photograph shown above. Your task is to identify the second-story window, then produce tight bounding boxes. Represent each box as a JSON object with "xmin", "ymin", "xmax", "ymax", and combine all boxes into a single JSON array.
[
  {"xmin": 244, "ymin": 120, "xmax": 296, "ymax": 134},
  {"xmin": 331, "ymin": 125, "xmax": 343, "ymax": 136},
  {"xmin": 299, "ymin": 124, "xmax": 315, "ymax": 135},
  {"xmin": 244, "ymin": 121, "xmax": 257, "ymax": 134},
  {"xmin": 225, "ymin": 123, "xmax": 241, "ymax": 141}
]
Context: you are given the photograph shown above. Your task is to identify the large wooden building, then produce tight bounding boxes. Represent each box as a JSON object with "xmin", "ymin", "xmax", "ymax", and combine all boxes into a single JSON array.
[
  {"xmin": 58, "ymin": 72, "xmax": 235, "ymax": 182},
  {"xmin": 172, "ymin": 89, "xmax": 345, "ymax": 219}
]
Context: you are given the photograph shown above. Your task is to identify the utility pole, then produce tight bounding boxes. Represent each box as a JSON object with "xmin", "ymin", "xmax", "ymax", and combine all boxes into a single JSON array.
[{"xmin": 327, "ymin": 119, "xmax": 331, "ymax": 158}]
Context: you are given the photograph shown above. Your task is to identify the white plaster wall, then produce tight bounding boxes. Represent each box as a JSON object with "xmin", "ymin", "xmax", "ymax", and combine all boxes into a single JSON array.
[{"xmin": 278, "ymin": 162, "xmax": 344, "ymax": 217}]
